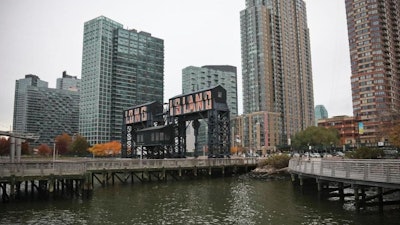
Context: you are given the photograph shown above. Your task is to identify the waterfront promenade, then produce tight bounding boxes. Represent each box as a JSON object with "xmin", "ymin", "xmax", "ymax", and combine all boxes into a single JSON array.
[
  {"xmin": 289, "ymin": 158, "xmax": 400, "ymax": 188},
  {"xmin": 289, "ymin": 158, "xmax": 400, "ymax": 212},
  {"xmin": 0, "ymin": 157, "xmax": 258, "ymax": 177},
  {"xmin": 0, "ymin": 157, "xmax": 258, "ymax": 202}
]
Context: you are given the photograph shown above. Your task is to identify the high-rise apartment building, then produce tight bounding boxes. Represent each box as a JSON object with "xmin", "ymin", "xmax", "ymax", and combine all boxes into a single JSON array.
[
  {"xmin": 182, "ymin": 65, "xmax": 238, "ymax": 153},
  {"xmin": 13, "ymin": 74, "xmax": 48, "ymax": 133},
  {"xmin": 240, "ymin": 0, "xmax": 314, "ymax": 149},
  {"xmin": 80, "ymin": 16, "xmax": 164, "ymax": 144},
  {"xmin": 314, "ymin": 105, "xmax": 328, "ymax": 126},
  {"xmin": 57, "ymin": 71, "xmax": 80, "ymax": 91},
  {"xmin": 13, "ymin": 74, "xmax": 79, "ymax": 147},
  {"xmin": 345, "ymin": 0, "xmax": 400, "ymax": 144}
]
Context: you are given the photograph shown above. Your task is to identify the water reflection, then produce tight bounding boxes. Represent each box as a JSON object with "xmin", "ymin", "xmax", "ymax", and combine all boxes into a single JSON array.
[{"xmin": 1, "ymin": 177, "xmax": 400, "ymax": 225}]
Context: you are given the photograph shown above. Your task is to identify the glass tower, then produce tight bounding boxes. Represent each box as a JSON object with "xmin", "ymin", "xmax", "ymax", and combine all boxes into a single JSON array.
[
  {"xmin": 80, "ymin": 16, "xmax": 164, "ymax": 144},
  {"xmin": 13, "ymin": 74, "xmax": 79, "ymax": 148},
  {"xmin": 13, "ymin": 75, "xmax": 48, "ymax": 133},
  {"xmin": 240, "ymin": 0, "xmax": 314, "ymax": 146},
  {"xmin": 314, "ymin": 105, "xmax": 328, "ymax": 126}
]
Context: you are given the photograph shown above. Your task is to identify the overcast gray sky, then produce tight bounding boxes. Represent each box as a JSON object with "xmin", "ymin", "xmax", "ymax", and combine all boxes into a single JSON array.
[{"xmin": 0, "ymin": 0, "xmax": 352, "ymax": 131}]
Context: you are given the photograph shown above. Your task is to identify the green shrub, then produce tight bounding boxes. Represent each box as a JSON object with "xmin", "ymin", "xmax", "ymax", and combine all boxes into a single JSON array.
[
  {"xmin": 258, "ymin": 154, "xmax": 290, "ymax": 169},
  {"xmin": 346, "ymin": 147, "xmax": 385, "ymax": 159}
]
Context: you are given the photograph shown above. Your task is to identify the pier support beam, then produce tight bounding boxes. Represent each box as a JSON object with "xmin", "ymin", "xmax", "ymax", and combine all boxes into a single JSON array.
[
  {"xmin": 378, "ymin": 187, "xmax": 383, "ymax": 213},
  {"xmin": 354, "ymin": 186, "xmax": 360, "ymax": 212},
  {"xmin": 339, "ymin": 183, "xmax": 344, "ymax": 202}
]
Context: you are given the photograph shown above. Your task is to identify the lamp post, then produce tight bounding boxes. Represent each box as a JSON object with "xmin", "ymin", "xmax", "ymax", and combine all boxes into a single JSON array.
[
  {"xmin": 53, "ymin": 142, "xmax": 55, "ymax": 162},
  {"xmin": 53, "ymin": 140, "xmax": 57, "ymax": 162}
]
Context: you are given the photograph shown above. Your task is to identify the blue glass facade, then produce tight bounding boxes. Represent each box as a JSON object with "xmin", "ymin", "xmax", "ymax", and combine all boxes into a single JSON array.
[{"xmin": 80, "ymin": 16, "xmax": 164, "ymax": 144}]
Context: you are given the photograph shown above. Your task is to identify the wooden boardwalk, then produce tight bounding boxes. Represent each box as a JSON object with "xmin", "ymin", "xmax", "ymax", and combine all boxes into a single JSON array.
[
  {"xmin": 289, "ymin": 158, "xmax": 400, "ymax": 188},
  {"xmin": 0, "ymin": 158, "xmax": 257, "ymax": 177},
  {"xmin": 289, "ymin": 158, "xmax": 400, "ymax": 212},
  {"xmin": 0, "ymin": 158, "xmax": 258, "ymax": 203}
]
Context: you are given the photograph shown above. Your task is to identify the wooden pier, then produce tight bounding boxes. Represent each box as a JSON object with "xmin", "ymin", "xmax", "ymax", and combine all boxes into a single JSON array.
[
  {"xmin": 289, "ymin": 158, "xmax": 400, "ymax": 212},
  {"xmin": 0, "ymin": 158, "xmax": 258, "ymax": 202}
]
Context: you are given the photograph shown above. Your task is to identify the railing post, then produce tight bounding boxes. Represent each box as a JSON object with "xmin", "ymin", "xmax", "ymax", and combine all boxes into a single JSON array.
[
  {"xmin": 311, "ymin": 161, "xmax": 314, "ymax": 173},
  {"xmin": 363, "ymin": 163, "xmax": 368, "ymax": 180},
  {"xmin": 40, "ymin": 164, "xmax": 44, "ymax": 175},
  {"xmin": 319, "ymin": 161, "xmax": 323, "ymax": 175},
  {"xmin": 346, "ymin": 163, "xmax": 350, "ymax": 178},
  {"xmin": 386, "ymin": 165, "xmax": 391, "ymax": 183}
]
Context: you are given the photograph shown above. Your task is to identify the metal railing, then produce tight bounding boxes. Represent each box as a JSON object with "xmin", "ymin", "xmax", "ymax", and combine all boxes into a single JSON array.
[
  {"xmin": 85, "ymin": 158, "xmax": 257, "ymax": 171},
  {"xmin": 289, "ymin": 158, "xmax": 400, "ymax": 185},
  {"xmin": 0, "ymin": 161, "xmax": 87, "ymax": 178},
  {"xmin": 0, "ymin": 158, "xmax": 258, "ymax": 178}
]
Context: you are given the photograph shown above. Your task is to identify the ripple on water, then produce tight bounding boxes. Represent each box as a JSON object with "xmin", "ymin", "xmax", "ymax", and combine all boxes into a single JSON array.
[{"xmin": 1, "ymin": 178, "xmax": 400, "ymax": 225}]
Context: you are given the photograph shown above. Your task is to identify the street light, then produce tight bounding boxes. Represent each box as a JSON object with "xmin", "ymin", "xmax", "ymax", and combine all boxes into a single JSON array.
[{"xmin": 53, "ymin": 140, "xmax": 57, "ymax": 162}]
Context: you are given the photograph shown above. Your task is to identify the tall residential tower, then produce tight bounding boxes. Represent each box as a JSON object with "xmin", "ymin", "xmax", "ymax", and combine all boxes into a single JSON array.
[
  {"xmin": 13, "ymin": 75, "xmax": 48, "ymax": 133},
  {"xmin": 345, "ymin": 0, "xmax": 400, "ymax": 144},
  {"xmin": 240, "ymin": 0, "xmax": 314, "ymax": 149},
  {"xmin": 80, "ymin": 16, "xmax": 164, "ymax": 144},
  {"xmin": 13, "ymin": 74, "xmax": 79, "ymax": 147}
]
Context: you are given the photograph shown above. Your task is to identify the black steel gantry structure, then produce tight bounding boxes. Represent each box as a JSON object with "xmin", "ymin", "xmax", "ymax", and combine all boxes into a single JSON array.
[{"xmin": 121, "ymin": 85, "xmax": 230, "ymax": 158}]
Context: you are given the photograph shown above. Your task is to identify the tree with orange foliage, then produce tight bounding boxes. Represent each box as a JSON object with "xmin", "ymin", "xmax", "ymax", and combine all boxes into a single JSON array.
[
  {"xmin": 89, "ymin": 141, "xmax": 121, "ymax": 157},
  {"xmin": 37, "ymin": 144, "xmax": 51, "ymax": 156},
  {"xmin": 55, "ymin": 133, "xmax": 72, "ymax": 155}
]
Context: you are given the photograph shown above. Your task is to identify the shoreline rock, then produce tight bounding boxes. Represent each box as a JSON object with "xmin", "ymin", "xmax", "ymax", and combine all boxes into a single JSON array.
[{"xmin": 248, "ymin": 166, "xmax": 290, "ymax": 180}]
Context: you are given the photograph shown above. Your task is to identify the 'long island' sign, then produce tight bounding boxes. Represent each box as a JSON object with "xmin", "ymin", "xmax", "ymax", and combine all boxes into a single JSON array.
[{"xmin": 169, "ymin": 90, "xmax": 213, "ymax": 116}]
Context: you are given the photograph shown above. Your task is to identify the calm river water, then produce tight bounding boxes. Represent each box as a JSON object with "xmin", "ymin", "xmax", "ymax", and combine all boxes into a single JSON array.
[{"xmin": 1, "ymin": 176, "xmax": 399, "ymax": 225}]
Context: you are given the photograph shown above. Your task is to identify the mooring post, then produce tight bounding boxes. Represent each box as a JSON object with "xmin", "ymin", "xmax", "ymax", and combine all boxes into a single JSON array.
[
  {"xmin": 354, "ymin": 186, "xmax": 360, "ymax": 212},
  {"xmin": 30, "ymin": 180, "xmax": 35, "ymax": 199},
  {"xmin": 61, "ymin": 179, "xmax": 65, "ymax": 196},
  {"xmin": 10, "ymin": 175, "xmax": 16, "ymax": 200},
  {"xmin": 24, "ymin": 181, "xmax": 29, "ymax": 197},
  {"xmin": 290, "ymin": 174, "xmax": 296, "ymax": 182},
  {"xmin": 1, "ymin": 183, "xmax": 9, "ymax": 202},
  {"xmin": 298, "ymin": 176, "xmax": 304, "ymax": 193},
  {"xmin": 147, "ymin": 170, "xmax": 151, "ymax": 182},
  {"xmin": 361, "ymin": 188, "xmax": 366, "ymax": 203},
  {"xmin": 102, "ymin": 171, "xmax": 107, "ymax": 187},
  {"xmin": 83, "ymin": 172, "xmax": 93, "ymax": 199},
  {"xmin": 378, "ymin": 187, "xmax": 383, "ymax": 213},
  {"xmin": 48, "ymin": 175, "xmax": 55, "ymax": 199},
  {"xmin": 339, "ymin": 182, "xmax": 344, "ymax": 202},
  {"xmin": 162, "ymin": 168, "xmax": 166, "ymax": 181},
  {"xmin": 317, "ymin": 179, "xmax": 322, "ymax": 192},
  {"xmin": 15, "ymin": 181, "xmax": 21, "ymax": 200}
]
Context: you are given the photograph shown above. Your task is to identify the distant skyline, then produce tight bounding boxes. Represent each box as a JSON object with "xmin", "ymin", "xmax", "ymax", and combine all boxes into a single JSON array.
[{"xmin": 0, "ymin": 0, "xmax": 352, "ymax": 131}]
